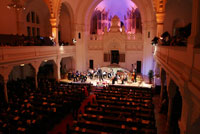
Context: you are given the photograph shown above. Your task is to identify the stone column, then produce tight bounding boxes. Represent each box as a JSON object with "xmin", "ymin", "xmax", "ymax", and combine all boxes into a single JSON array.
[
  {"xmin": 188, "ymin": 0, "xmax": 200, "ymax": 48},
  {"xmin": 32, "ymin": 61, "xmax": 41, "ymax": 89},
  {"xmin": 35, "ymin": 67, "xmax": 39, "ymax": 89},
  {"xmin": 54, "ymin": 57, "xmax": 61, "ymax": 81},
  {"xmin": 166, "ymin": 80, "xmax": 177, "ymax": 133},
  {"xmin": 1, "ymin": 66, "xmax": 12, "ymax": 104},
  {"xmin": 142, "ymin": 21, "xmax": 156, "ymax": 75},
  {"xmin": 50, "ymin": 18, "xmax": 59, "ymax": 46},
  {"xmin": 156, "ymin": 12, "xmax": 165, "ymax": 37},
  {"xmin": 3, "ymin": 78, "xmax": 8, "ymax": 103},
  {"xmin": 75, "ymin": 24, "xmax": 88, "ymax": 72},
  {"xmin": 160, "ymin": 68, "xmax": 166, "ymax": 102}
]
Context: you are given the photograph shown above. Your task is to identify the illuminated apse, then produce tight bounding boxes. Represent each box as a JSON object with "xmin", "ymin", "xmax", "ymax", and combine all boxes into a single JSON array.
[{"xmin": 90, "ymin": 0, "xmax": 142, "ymax": 35}]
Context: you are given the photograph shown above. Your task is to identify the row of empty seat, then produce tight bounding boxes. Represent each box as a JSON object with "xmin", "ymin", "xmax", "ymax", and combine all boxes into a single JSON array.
[{"xmin": 70, "ymin": 85, "xmax": 157, "ymax": 134}]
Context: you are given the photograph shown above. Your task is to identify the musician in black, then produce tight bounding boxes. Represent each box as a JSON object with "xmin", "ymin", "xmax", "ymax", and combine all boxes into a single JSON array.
[
  {"xmin": 98, "ymin": 68, "xmax": 103, "ymax": 81},
  {"xmin": 80, "ymin": 72, "xmax": 87, "ymax": 82},
  {"xmin": 134, "ymin": 69, "xmax": 137, "ymax": 82},
  {"xmin": 112, "ymin": 74, "xmax": 118, "ymax": 84}
]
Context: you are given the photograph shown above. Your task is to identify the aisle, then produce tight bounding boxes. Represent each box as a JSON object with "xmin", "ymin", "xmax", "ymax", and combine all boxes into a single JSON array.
[{"xmin": 48, "ymin": 92, "xmax": 96, "ymax": 134}]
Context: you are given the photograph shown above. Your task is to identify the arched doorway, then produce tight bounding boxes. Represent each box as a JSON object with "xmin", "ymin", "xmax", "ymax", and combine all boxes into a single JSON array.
[
  {"xmin": 60, "ymin": 57, "xmax": 74, "ymax": 79},
  {"xmin": 37, "ymin": 60, "xmax": 57, "ymax": 89},
  {"xmin": 7, "ymin": 64, "xmax": 35, "ymax": 101},
  {"xmin": 167, "ymin": 79, "xmax": 182, "ymax": 134}
]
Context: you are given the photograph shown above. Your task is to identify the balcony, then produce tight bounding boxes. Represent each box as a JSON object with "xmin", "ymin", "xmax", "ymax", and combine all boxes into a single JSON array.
[
  {"xmin": 154, "ymin": 45, "xmax": 200, "ymax": 92},
  {"xmin": 0, "ymin": 46, "xmax": 76, "ymax": 64}
]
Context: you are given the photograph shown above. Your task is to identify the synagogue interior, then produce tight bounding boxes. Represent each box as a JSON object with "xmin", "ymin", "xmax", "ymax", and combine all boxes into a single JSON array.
[{"xmin": 0, "ymin": 0, "xmax": 200, "ymax": 134}]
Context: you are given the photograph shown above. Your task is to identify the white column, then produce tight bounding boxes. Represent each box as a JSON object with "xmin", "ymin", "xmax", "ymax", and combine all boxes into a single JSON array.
[
  {"xmin": 55, "ymin": 57, "xmax": 61, "ymax": 81},
  {"xmin": 142, "ymin": 21, "xmax": 156, "ymax": 75},
  {"xmin": 3, "ymin": 79, "xmax": 8, "ymax": 103},
  {"xmin": 32, "ymin": 61, "xmax": 41, "ymax": 89},
  {"xmin": 35, "ymin": 67, "xmax": 39, "ymax": 89},
  {"xmin": 1, "ymin": 66, "xmax": 12, "ymax": 103},
  {"xmin": 50, "ymin": 18, "xmax": 59, "ymax": 46},
  {"xmin": 160, "ymin": 68, "xmax": 166, "ymax": 102},
  {"xmin": 166, "ymin": 97, "xmax": 174, "ymax": 133},
  {"xmin": 75, "ymin": 24, "xmax": 88, "ymax": 72}
]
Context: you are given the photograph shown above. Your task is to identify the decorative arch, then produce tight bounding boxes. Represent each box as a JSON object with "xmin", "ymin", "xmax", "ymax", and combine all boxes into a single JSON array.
[
  {"xmin": 56, "ymin": 0, "xmax": 74, "ymax": 24},
  {"xmin": 43, "ymin": 0, "xmax": 53, "ymax": 14},
  {"xmin": 37, "ymin": 59, "xmax": 58, "ymax": 80},
  {"xmin": 8, "ymin": 64, "xmax": 35, "ymax": 81},
  {"xmin": 57, "ymin": 1, "xmax": 75, "ymax": 44},
  {"xmin": 74, "ymin": 0, "xmax": 156, "ymax": 33}
]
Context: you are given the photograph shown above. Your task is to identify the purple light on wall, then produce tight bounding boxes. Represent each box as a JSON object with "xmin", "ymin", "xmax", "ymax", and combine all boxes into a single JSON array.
[{"xmin": 95, "ymin": 0, "xmax": 137, "ymax": 22}]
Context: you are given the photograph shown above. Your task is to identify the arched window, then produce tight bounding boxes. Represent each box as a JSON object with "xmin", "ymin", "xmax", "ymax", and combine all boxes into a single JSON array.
[
  {"xmin": 26, "ymin": 11, "xmax": 40, "ymax": 37},
  {"xmin": 26, "ymin": 13, "xmax": 30, "ymax": 22}
]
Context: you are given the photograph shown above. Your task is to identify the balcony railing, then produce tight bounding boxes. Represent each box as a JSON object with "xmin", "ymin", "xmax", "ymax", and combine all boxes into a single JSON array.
[
  {"xmin": 154, "ymin": 45, "xmax": 200, "ymax": 91},
  {"xmin": 0, "ymin": 46, "xmax": 76, "ymax": 64}
]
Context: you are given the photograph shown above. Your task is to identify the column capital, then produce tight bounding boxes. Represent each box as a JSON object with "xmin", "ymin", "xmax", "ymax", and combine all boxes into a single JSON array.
[
  {"xmin": 32, "ymin": 61, "xmax": 41, "ymax": 73},
  {"xmin": 0, "ymin": 66, "xmax": 13, "ymax": 81},
  {"xmin": 50, "ymin": 18, "xmax": 59, "ymax": 28},
  {"xmin": 156, "ymin": 12, "xmax": 165, "ymax": 24}
]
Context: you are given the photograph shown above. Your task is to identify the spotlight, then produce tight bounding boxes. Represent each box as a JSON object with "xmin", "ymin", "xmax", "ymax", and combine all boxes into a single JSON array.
[{"xmin": 20, "ymin": 64, "xmax": 25, "ymax": 67}]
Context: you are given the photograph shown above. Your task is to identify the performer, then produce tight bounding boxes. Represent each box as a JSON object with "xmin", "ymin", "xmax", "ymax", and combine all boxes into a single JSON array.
[
  {"xmin": 112, "ymin": 74, "xmax": 118, "ymax": 84},
  {"xmin": 72, "ymin": 71, "xmax": 76, "ymax": 82},
  {"xmin": 132, "ymin": 72, "xmax": 135, "ymax": 82},
  {"xmin": 98, "ymin": 68, "xmax": 103, "ymax": 81},
  {"xmin": 134, "ymin": 69, "xmax": 137, "ymax": 82},
  {"xmin": 75, "ymin": 71, "xmax": 79, "ymax": 82},
  {"xmin": 103, "ymin": 71, "xmax": 107, "ymax": 79},
  {"xmin": 80, "ymin": 72, "xmax": 87, "ymax": 82},
  {"xmin": 121, "ymin": 75, "xmax": 124, "ymax": 84}
]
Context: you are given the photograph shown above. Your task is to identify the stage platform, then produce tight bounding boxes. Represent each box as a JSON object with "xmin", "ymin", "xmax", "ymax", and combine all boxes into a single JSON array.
[
  {"xmin": 59, "ymin": 77, "xmax": 152, "ymax": 89},
  {"xmin": 61, "ymin": 66, "xmax": 153, "ymax": 88}
]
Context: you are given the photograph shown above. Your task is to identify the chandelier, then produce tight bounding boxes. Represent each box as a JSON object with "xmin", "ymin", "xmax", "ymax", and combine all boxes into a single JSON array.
[{"xmin": 7, "ymin": 0, "xmax": 25, "ymax": 11}]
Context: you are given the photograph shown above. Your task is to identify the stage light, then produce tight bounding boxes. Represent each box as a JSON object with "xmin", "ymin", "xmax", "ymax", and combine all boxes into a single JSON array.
[{"xmin": 20, "ymin": 64, "xmax": 25, "ymax": 67}]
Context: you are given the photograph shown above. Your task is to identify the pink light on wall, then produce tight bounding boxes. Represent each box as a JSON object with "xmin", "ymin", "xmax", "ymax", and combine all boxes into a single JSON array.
[{"xmin": 95, "ymin": 0, "xmax": 137, "ymax": 22}]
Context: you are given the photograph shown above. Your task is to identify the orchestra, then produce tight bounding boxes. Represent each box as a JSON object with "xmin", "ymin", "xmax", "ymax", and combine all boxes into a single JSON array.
[{"xmin": 66, "ymin": 67, "xmax": 139, "ymax": 85}]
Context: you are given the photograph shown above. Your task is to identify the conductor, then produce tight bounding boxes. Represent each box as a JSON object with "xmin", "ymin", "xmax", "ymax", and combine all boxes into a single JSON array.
[{"xmin": 98, "ymin": 68, "xmax": 103, "ymax": 81}]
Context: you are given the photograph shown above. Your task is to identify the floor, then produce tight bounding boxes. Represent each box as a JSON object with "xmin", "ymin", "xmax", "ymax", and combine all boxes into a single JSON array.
[{"xmin": 48, "ymin": 91, "xmax": 95, "ymax": 134}]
